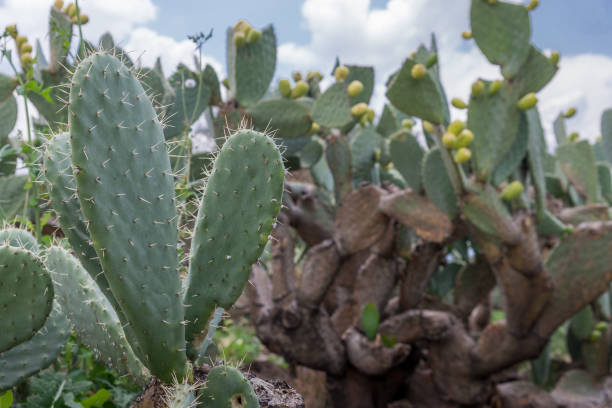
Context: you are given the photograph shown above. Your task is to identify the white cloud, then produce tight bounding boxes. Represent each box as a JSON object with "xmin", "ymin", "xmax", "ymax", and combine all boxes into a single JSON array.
[{"xmin": 278, "ymin": 0, "xmax": 612, "ymax": 145}]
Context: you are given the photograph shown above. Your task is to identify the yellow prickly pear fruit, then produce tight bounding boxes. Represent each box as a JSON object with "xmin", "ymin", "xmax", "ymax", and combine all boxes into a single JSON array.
[
  {"xmin": 590, "ymin": 330, "xmax": 602, "ymax": 342},
  {"xmin": 488, "ymin": 0, "xmax": 497, "ymax": 4},
  {"xmin": 569, "ymin": 132, "xmax": 579, "ymax": 142},
  {"xmin": 73, "ymin": 14, "xmax": 89, "ymax": 24},
  {"xmin": 455, "ymin": 129, "xmax": 474, "ymax": 148},
  {"xmin": 447, "ymin": 120, "xmax": 465, "ymax": 136},
  {"xmin": 454, "ymin": 148, "xmax": 471, "ymax": 164},
  {"xmin": 306, "ymin": 71, "xmax": 322, "ymax": 81},
  {"xmin": 233, "ymin": 20, "xmax": 252, "ymax": 34},
  {"xmin": 563, "ymin": 107, "xmax": 577, "ymax": 118},
  {"xmin": 53, "ymin": 0, "xmax": 64, "ymax": 9},
  {"xmin": 550, "ymin": 51, "xmax": 560, "ymax": 66},
  {"xmin": 359, "ymin": 114, "xmax": 369, "ymax": 127},
  {"xmin": 471, "ymin": 80, "xmax": 485, "ymax": 97},
  {"xmin": 462, "ymin": 31, "xmax": 472, "ymax": 39},
  {"xmin": 246, "ymin": 28, "xmax": 261, "ymax": 44},
  {"xmin": 401, "ymin": 118, "xmax": 415, "ymax": 130},
  {"xmin": 351, "ymin": 102, "xmax": 368, "ymax": 117},
  {"xmin": 347, "ymin": 80, "xmax": 364, "ymax": 97},
  {"xmin": 291, "ymin": 80, "xmax": 309, "ymax": 99},
  {"xmin": 595, "ymin": 322, "xmax": 608, "ymax": 332},
  {"xmin": 451, "ymin": 97, "xmax": 468, "ymax": 109},
  {"xmin": 16, "ymin": 35, "xmax": 27, "ymax": 48},
  {"xmin": 488, "ymin": 80, "xmax": 503, "ymax": 96},
  {"xmin": 5, "ymin": 25, "xmax": 17, "ymax": 39},
  {"xmin": 222, "ymin": 78, "xmax": 230, "ymax": 89},
  {"xmin": 306, "ymin": 122, "xmax": 320, "ymax": 136},
  {"xmin": 409, "ymin": 51, "xmax": 416, "ymax": 59},
  {"xmin": 500, "ymin": 181, "xmax": 524, "ymax": 201},
  {"xmin": 19, "ymin": 42, "xmax": 32, "ymax": 54},
  {"xmin": 526, "ymin": 0, "xmax": 539, "ymax": 11},
  {"xmin": 411, "ymin": 63, "xmax": 427, "ymax": 80},
  {"xmin": 278, "ymin": 79, "xmax": 291, "ymax": 97},
  {"xmin": 423, "ymin": 120, "xmax": 435, "ymax": 133},
  {"xmin": 517, "ymin": 92, "xmax": 538, "ymax": 110},
  {"xmin": 426, "ymin": 53, "xmax": 437, "ymax": 68},
  {"xmin": 292, "ymin": 71, "xmax": 302, "ymax": 82},
  {"xmin": 64, "ymin": 3, "xmax": 76, "ymax": 17},
  {"xmin": 442, "ymin": 132, "xmax": 457, "ymax": 149},
  {"xmin": 366, "ymin": 108, "xmax": 375, "ymax": 123},
  {"xmin": 233, "ymin": 31, "xmax": 246, "ymax": 48},
  {"xmin": 334, "ymin": 65, "xmax": 350, "ymax": 81},
  {"xmin": 20, "ymin": 52, "xmax": 33, "ymax": 68}
]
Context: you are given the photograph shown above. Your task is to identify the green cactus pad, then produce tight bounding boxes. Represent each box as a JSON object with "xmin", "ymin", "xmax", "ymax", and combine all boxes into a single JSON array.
[
  {"xmin": 0, "ymin": 301, "xmax": 70, "ymax": 391},
  {"xmin": 600, "ymin": 109, "xmax": 612, "ymax": 165},
  {"xmin": 376, "ymin": 104, "xmax": 399, "ymax": 138},
  {"xmin": 0, "ymin": 74, "xmax": 17, "ymax": 103},
  {"xmin": 350, "ymin": 127, "xmax": 383, "ymax": 186},
  {"xmin": 47, "ymin": 247, "xmax": 147, "ymax": 380},
  {"xmin": 525, "ymin": 109, "xmax": 547, "ymax": 214},
  {"xmin": 597, "ymin": 162, "xmax": 612, "ymax": 204},
  {"xmin": 422, "ymin": 147, "xmax": 458, "ymax": 218},
  {"xmin": 325, "ymin": 133, "xmax": 353, "ymax": 203},
  {"xmin": 512, "ymin": 46, "xmax": 558, "ymax": 95},
  {"xmin": 467, "ymin": 79, "xmax": 520, "ymax": 180},
  {"xmin": 553, "ymin": 113, "xmax": 568, "ymax": 145},
  {"xmin": 185, "ymin": 129, "xmax": 284, "ymax": 342},
  {"xmin": 345, "ymin": 65, "xmax": 374, "ymax": 105},
  {"xmin": 69, "ymin": 52, "xmax": 186, "ymax": 381},
  {"xmin": 461, "ymin": 185, "xmax": 517, "ymax": 243},
  {"xmin": 491, "ymin": 114, "xmax": 528, "ymax": 186},
  {"xmin": 199, "ymin": 365, "xmax": 259, "ymax": 408},
  {"xmin": 227, "ymin": 25, "xmax": 276, "ymax": 107},
  {"xmin": 202, "ymin": 64, "xmax": 222, "ymax": 106},
  {"xmin": 0, "ymin": 228, "xmax": 38, "ymax": 252},
  {"xmin": 389, "ymin": 130, "xmax": 424, "ymax": 191},
  {"xmin": 98, "ymin": 32, "xmax": 134, "ymax": 68},
  {"xmin": 312, "ymin": 83, "xmax": 353, "ymax": 129},
  {"xmin": 48, "ymin": 6, "xmax": 73, "ymax": 72},
  {"xmin": 556, "ymin": 141, "xmax": 601, "ymax": 203},
  {"xmin": 249, "ymin": 98, "xmax": 312, "ymax": 139},
  {"xmin": 139, "ymin": 67, "xmax": 175, "ymax": 116},
  {"xmin": 0, "ymin": 175, "xmax": 27, "ymax": 221},
  {"xmin": 0, "ymin": 95, "xmax": 17, "ymax": 139},
  {"xmin": 569, "ymin": 306, "xmax": 596, "ymax": 341},
  {"xmin": 470, "ymin": 0, "xmax": 531, "ymax": 79},
  {"xmin": 299, "ymin": 137, "xmax": 323, "ymax": 168},
  {"xmin": 386, "ymin": 59, "xmax": 445, "ymax": 124},
  {"xmin": 0, "ymin": 246, "xmax": 53, "ymax": 353}
]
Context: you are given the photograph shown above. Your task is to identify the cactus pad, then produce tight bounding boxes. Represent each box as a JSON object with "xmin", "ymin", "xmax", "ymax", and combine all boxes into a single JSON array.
[
  {"xmin": 556, "ymin": 141, "xmax": 601, "ymax": 203},
  {"xmin": 0, "ymin": 228, "xmax": 38, "ymax": 252},
  {"xmin": 422, "ymin": 147, "xmax": 458, "ymax": 217},
  {"xmin": 389, "ymin": 130, "xmax": 424, "ymax": 191},
  {"xmin": 312, "ymin": 83, "xmax": 353, "ymax": 129},
  {"xmin": 200, "ymin": 365, "xmax": 259, "ymax": 408},
  {"xmin": 249, "ymin": 98, "xmax": 312, "ymax": 139}
]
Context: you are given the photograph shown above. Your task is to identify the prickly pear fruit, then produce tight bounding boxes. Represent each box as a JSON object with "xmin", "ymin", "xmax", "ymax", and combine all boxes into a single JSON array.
[
  {"xmin": 306, "ymin": 71, "xmax": 322, "ymax": 81},
  {"xmin": 488, "ymin": 80, "xmax": 503, "ymax": 96},
  {"xmin": 334, "ymin": 65, "xmax": 349, "ymax": 81},
  {"xmin": 246, "ymin": 28, "xmax": 261, "ymax": 44},
  {"xmin": 401, "ymin": 118, "xmax": 415, "ymax": 130},
  {"xmin": 454, "ymin": 147, "xmax": 471, "ymax": 164},
  {"xmin": 451, "ymin": 97, "xmax": 467, "ymax": 109},
  {"xmin": 500, "ymin": 181, "xmax": 524, "ymax": 201},
  {"xmin": 16, "ymin": 35, "xmax": 27, "ymax": 48},
  {"xmin": 234, "ymin": 31, "xmax": 246, "ymax": 48},
  {"xmin": 517, "ymin": 92, "xmax": 538, "ymax": 110},
  {"xmin": 5, "ymin": 24, "xmax": 17, "ymax": 38},
  {"xmin": 423, "ymin": 120, "xmax": 435, "ymax": 133},
  {"xmin": 563, "ymin": 107, "xmax": 577, "ymax": 118},
  {"xmin": 222, "ymin": 78, "xmax": 230, "ymax": 89},
  {"xmin": 526, "ymin": 0, "xmax": 539, "ymax": 11},
  {"xmin": 306, "ymin": 122, "xmax": 320, "ymax": 136},
  {"xmin": 351, "ymin": 102, "xmax": 368, "ymax": 117},
  {"xmin": 233, "ymin": 20, "xmax": 252, "ymax": 34},
  {"xmin": 19, "ymin": 42, "xmax": 32, "ymax": 54},
  {"xmin": 20, "ymin": 52, "xmax": 33, "ymax": 68},
  {"xmin": 590, "ymin": 330, "xmax": 602, "ymax": 342},
  {"xmin": 292, "ymin": 71, "xmax": 302, "ymax": 82},
  {"xmin": 447, "ymin": 120, "xmax": 465, "ymax": 136},
  {"xmin": 455, "ymin": 129, "xmax": 474, "ymax": 149},
  {"xmin": 569, "ymin": 132, "xmax": 579, "ymax": 142},
  {"xmin": 462, "ymin": 31, "xmax": 472, "ymax": 39},
  {"xmin": 471, "ymin": 80, "xmax": 484, "ymax": 97},
  {"xmin": 53, "ymin": 0, "xmax": 64, "ymax": 9},
  {"xmin": 550, "ymin": 51, "xmax": 560, "ymax": 66},
  {"xmin": 64, "ymin": 3, "xmax": 76, "ymax": 17},
  {"xmin": 442, "ymin": 132, "xmax": 457, "ymax": 149},
  {"xmin": 278, "ymin": 79, "xmax": 291, "ymax": 97},
  {"xmin": 73, "ymin": 14, "xmax": 89, "ymax": 24},
  {"xmin": 347, "ymin": 80, "xmax": 364, "ymax": 97},
  {"xmin": 410, "ymin": 63, "xmax": 427, "ymax": 79},
  {"xmin": 291, "ymin": 80, "xmax": 309, "ymax": 99},
  {"xmin": 366, "ymin": 108, "xmax": 375, "ymax": 123},
  {"xmin": 595, "ymin": 322, "xmax": 608, "ymax": 332},
  {"xmin": 426, "ymin": 53, "xmax": 438, "ymax": 68}
]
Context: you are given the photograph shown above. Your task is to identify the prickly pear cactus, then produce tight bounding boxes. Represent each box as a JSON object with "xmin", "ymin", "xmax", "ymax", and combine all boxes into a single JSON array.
[{"xmin": 199, "ymin": 365, "xmax": 259, "ymax": 408}]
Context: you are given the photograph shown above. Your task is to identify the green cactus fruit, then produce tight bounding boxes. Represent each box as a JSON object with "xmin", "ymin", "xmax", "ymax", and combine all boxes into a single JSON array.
[
  {"xmin": 0, "ymin": 245, "xmax": 53, "ymax": 353},
  {"xmin": 362, "ymin": 303, "xmax": 380, "ymax": 341},
  {"xmin": 595, "ymin": 322, "xmax": 608, "ymax": 332},
  {"xmin": 401, "ymin": 118, "xmax": 415, "ymax": 130},
  {"xmin": 462, "ymin": 30, "xmax": 472, "ymax": 39},
  {"xmin": 334, "ymin": 65, "xmax": 350, "ymax": 81},
  {"xmin": 451, "ymin": 97, "xmax": 468, "ymax": 109},
  {"xmin": 517, "ymin": 92, "xmax": 538, "ymax": 110},
  {"xmin": 366, "ymin": 108, "xmax": 375, "ymax": 123},
  {"xmin": 526, "ymin": 0, "xmax": 539, "ymax": 11},
  {"xmin": 423, "ymin": 120, "xmax": 435, "ymax": 133},
  {"xmin": 550, "ymin": 51, "xmax": 560, "ymax": 66},
  {"xmin": 64, "ymin": 3, "xmax": 76, "ymax": 17},
  {"xmin": 184, "ymin": 129, "xmax": 284, "ymax": 344},
  {"xmin": 447, "ymin": 119, "xmax": 465, "ymax": 136},
  {"xmin": 222, "ymin": 78, "xmax": 230, "ymax": 89},
  {"xmin": 500, "ymin": 180, "xmax": 524, "ymax": 201},
  {"xmin": 15, "ymin": 35, "xmax": 27, "ymax": 48},
  {"xmin": 359, "ymin": 113, "xmax": 368, "ymax": 127},
  {"xmin": 234, "ymin": 31, "xmax": 246, "ymax": 48},
  {"xmin": 351, "ymin": 102, "xmax": 369, "ymax": 117},
  {"xmin": 19, "ymin": 42, "xmax": 32, "ymax": 54},
  {"xmin": 20, "ymin": 52, "xmax": 33, "ymax": 68},
  {"xmin": 233, "ymin": 20, "xmax": 252, "ymax": 34},
  {"xmin": 246, "ymin": 28, "xmax": 262, "ymax": 44},
  {"xmin": 569, "ymin": 132, "xmax": 579, "ymax": 142},
  {"xmin": 200, "ymin": 366, "xmax": 259, "ymax": 408},
  {"xmin": 455, "ymin": 129, "xmax": 474, "ymax": 149},
  {"xmin": 471, "ymin": 80, "xmax": 485, "ymax": 97},
  {"xmin": 5, "ymin": 25, "xmax": 17, "ymax": 39},
  {"xmin": 306, "ymin": 122, "xmax": 320, "ymax": 136},
  {"xmin": 564, "ymin": 107, "xmax": 577, "ymax": 118},
  {"xmin": 410, "ymin": 63, "xmax": 427, "ymax": 79},
  {"xmin": 347, "ymin": 80, "xmax": 364, "ymax": 97},
  {"xmin": 426, "ymin": 53, "xmax": 438, "ymax": 68},
  {"xmin": 68, "ymin": 52, "xmax": 186, "ymax": 382},
  {"xmin": 306, "ymin": 71, "xmax": 322, "ymax": 81},
  {"xmin": 53, "ymin": 0, "xmax": 64, "ymax": 9},
  {"xmin": 73, "ymin": 14, "xmax": 89, "ymax": 24},
  {"xmin": 589, "ymin": 330, "xmax": 602, "ymax": 342},
  {"xmin": 291, "ymin": 80, "xmax": 309, "ymax": 99},
  {"xmin": 292, "ymin": 71, "xmax": 302, "ymax": 82},
  {"xmin": 454, "ymin": 147, "xmax": 471, "ymax": 164},
  {"xmin": 442, "ymin": 132, "xmax": 457, "ymax": 149},
  {"xmin": 278, "ymin": 79, "xmax": 291, "ymax": 97},
  {"xmin": 488, "ymin": 80, "xmax": 503, "ymax": 96}
]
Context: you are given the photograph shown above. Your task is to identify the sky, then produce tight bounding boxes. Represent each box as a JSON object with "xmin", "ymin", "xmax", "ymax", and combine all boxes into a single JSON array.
[{"xmin": 1, "ymin": 0, "xmax": 611, "ymax": 146}]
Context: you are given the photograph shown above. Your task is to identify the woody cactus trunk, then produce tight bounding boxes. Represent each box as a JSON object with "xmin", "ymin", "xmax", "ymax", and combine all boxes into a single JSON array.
[{"xmin": 243, "ymin": 1, "xmax": 612, "ymax": 407}]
